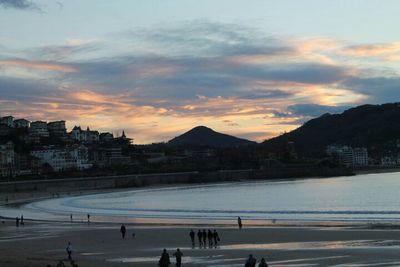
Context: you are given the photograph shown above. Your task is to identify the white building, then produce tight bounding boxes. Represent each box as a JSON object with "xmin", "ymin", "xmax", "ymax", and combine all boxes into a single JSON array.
[
  {"xmin": 0, "ymin": 116, "xmax": 14, "ymax": 127},
  {"xmin": 70, "ymin": 126, "xmax": 99, "ymax": 143},
  {"xmin": 326, "ymin": 145, "xmax": 368, "ymax": 167},
  {"xmin": 14, "ymin": 118, "xmax": 30, "ymax": 128},
  {"xmin": 353, "ymin": 147, "xmax": 369, "ymax": 166},
  {"xmin": 31, "ymin": 145, "xmax": 92, "ymax": 172},
  {"xmin": 0, "ymin": 141, "xmax": 15, "ymax": 178},
  {"xmin": 381, "ymin": 156, "xmax": 398, "ymax": 166}
]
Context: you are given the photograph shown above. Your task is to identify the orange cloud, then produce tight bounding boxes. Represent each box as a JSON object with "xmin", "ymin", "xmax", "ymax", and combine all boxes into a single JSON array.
[
  {"xmin": 341, "ymin": 42, "xmax": 400, "ymax": 61},
  {"xmin": 0, "ymin": 59, "xmax": 78, "ymax": 72}
]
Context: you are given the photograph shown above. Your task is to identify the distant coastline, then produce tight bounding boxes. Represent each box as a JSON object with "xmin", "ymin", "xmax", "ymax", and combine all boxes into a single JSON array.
[
  {"xmin": 1, "ymin": 166, "xmax": 399, "ymax": 196},
  {"xmin": 0, "ymin": 166, "xmax": 354, "ymax": 194},
  {"xmin": 354, "ymin": 166, "xmax": 400, "ymax": 175}
]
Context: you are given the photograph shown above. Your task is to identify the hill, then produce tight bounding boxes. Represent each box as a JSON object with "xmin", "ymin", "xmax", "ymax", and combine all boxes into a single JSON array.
[
  {"xmin": 262, "ymin": 103, "xmax": 400, "ymax": 157},
  {"xmin": 168, "ymin": 126, "xmax": 256, "ymax": 147}
]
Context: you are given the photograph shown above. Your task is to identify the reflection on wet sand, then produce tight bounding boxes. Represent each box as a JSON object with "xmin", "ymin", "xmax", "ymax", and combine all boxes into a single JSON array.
[
  {"xmin": 218, "ymin": 239, "xmax": 400, "ymax": 250},
  {"xmin": 156, "ymin": 239, "xmax": 400, "ymax": 252},
  {"xmin": 107, "ymin": 255, "xmax": 244, "ymax": 264}
]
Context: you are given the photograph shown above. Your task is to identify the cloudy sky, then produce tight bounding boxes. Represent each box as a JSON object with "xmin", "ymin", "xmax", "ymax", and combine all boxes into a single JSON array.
[{"xmin": 1, "ymin": 0, "xmax": 400, "ymax": 143}]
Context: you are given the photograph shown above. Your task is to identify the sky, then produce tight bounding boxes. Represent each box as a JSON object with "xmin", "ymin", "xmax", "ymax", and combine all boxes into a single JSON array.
[{"xmin": 1, "ymin": 0, "xmax": 400, "ymax": 144}]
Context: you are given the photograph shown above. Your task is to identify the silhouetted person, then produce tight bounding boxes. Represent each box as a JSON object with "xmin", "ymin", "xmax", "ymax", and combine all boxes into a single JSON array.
[
  {"xmin": 207, "ymin": 229, "xmax": 213, "ymax": 247},
  {"xmin": 87, "ymin": 214, "xmax": 90, "ymax": 223},
  {"xmin": 189, "ymin": 229, "xmax": 195, "ymax": 247},
  {"xmin": 197, "ymin": 230, "xmax": 203, "ymax": 247},
  {"xmin": 20, "ymin": 215, "xmax": 24, "ymax": 225},
  {"xmin": 159, "ymin": 249, "xmax": 171, "ymax": 267},
  {"xmin": 15, "ymin": 217, "xmax": 19, "ymax": 227},
  {"xmin": 173, "ymin": 248, "xmax": 183, "ymax": 267},
  {"xmin": 238, "ymin": 217, "xmax": 242, "ymax": 229},
  {"xmin": 213, "ymin": 229, "xmax": 220, "ymax": 246},
  {"xmin": 245, "ymin": 254, "xmax": 256, "ymax": 267},
  {"xmin": 120, "ymin": 224, "xmax": 126, "ymax": 239},
  {"xmin": 66, "ymin": 241, "xmax": 72, "ymax": 260},
  {"xmin": 70, "ymin": 214, "xmax": 73, "ymax": 222},
  {"xmin": 202, "ymin": 229, "xmax": 206, "ymax": 246},
  {"xmin": 258, "ymin": 258, "xmax": 268, "ymax": 267}
]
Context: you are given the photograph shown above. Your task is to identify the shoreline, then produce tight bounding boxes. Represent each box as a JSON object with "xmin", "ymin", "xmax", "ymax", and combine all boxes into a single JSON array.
[
  {"xmin": 2, "ymin": 171, "xmax": 400, "ymax": 266},
  {"xmin": 1, "ymin": 170, "xmax": 400, "ymax": 226},
  {"xmin": 354, "ymin": 166, "xmax": 400, "ymax": 175}
]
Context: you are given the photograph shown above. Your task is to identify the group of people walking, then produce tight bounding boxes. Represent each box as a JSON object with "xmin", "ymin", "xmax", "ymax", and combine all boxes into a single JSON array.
[
  {"xmin": 245, "ymin": 254, "xmax": 268, "ymax": 267},
  {"xmin": 61, "ymin": 220, "xmax": 269, "ymax": 267},
  {"xmin": 159, "ymin": 248, "xmax": 183, "ymax": 267},
  {"xmin": 158, "ymin": 249, "xmax": 268, "ymax": 267},
  {"xmin": 190, "ymin": 229, "xmax": 220, "ymax": 248}
]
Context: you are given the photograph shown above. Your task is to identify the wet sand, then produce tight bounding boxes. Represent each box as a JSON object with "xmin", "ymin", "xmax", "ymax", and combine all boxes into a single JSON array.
[
  {"xmin": 2, "ymin": 172, "xmax": 400, "ymax": 266},
  {"xmin": 2, "ymin": 220, "xmax": 400, "ymax": 266}
]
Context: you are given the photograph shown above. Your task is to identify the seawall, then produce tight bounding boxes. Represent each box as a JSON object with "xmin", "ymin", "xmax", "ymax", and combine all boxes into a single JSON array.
[{"xmin": 0, "ymin": 167, "xmax": 352, "ymax": 193}]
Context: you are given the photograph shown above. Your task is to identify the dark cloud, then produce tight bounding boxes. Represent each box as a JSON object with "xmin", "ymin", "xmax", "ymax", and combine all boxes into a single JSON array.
[
  {"xmin": 239, "ymin": 89, "xmax": 292, "ymax": 100},
  {"xmin": 343, "ymin": 76, "xmax": 400, "ymax": 103},
  {"xmin": 0, "ymin": 76, "xmax": 58, "ymax": 101},
  {"xmin": 62, "ymin": 54, "xmax": 348, "ymax": 107},
  {"xmin": 2, "ymin": 19, "xmax": 400, "ymax": 130},
  {"xmin": 287, "ymin": 104, "xmax": 349, "ymax": 117},
  {"xmin": 0, "ymin": 0, "xmax": 41, "ymax": 11},
  {"xmin": 125, "ymin": 20, "xmax": 293, "ymax": 58}
]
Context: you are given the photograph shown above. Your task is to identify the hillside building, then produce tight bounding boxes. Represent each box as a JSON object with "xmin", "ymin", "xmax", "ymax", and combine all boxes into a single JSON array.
[
  {"xmin": 99, "ymin": 132, "xmax": 113, "ymax": 142},
  {"xmin": 14, "ymin": 118, "xmax": 30, "ymax": 128},
  {"xmin": 326, "ymin": 145, "xmax": 368, "ymax": 167},
  {"xmin": 70, "ymin": 126, "xmax": 99, "ymax": 143},
  {"xmin": 0, "ymin": 116, "xmax": 14, "ymax": 127},
  {"xmin": 0, "ymin": 141, "xmax": 15, "ymax": 178},
  {"xmin": 30, "ymin": 121, "xmax": 49, "ymax": 137},
  {"xmin": 31, "ymin": 145, "xmax": 92, "ymax": 172},
  {"xmin": 48, "ymin": 120, "xmax": 67, "ymax": 140}
]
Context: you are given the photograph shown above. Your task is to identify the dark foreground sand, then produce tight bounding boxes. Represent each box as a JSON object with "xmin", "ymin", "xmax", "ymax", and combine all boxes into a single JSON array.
[{"xmin": 2, "ymin": 219, "xmax": 400, "ymax": 267}]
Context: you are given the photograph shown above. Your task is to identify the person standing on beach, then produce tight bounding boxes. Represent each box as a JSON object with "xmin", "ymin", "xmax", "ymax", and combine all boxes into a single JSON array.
[
  {"xmin": 189, "ymin": 229, "xmax": 195, "ymax": 248},
  {"xmin": 258, "ymin": 258, "xmax": 268, "ymax": 267},
  {"xmin": 202, "ymin": 229, "xmax": 207, "ymax": 247},
  {"xmin": 158, "ymin": 249, "xmax": 171, "ymax": 267},
  {"xmin": 15, "ymin": 217, "xmax": 19, "ymax": 227},
  {"xmin": 245, "ymin": 254, "xmax": 257, "ymax": 267},
  {"xmin": 120, "ymin": 224, "xmax": 126, "ymax": 239},
  {"xmin": 70, "ymin": 214, "xmax": 73, "ymax": 222},
  {"xmin": 173, "ymin": 248, "xmax": 183, "ymax": 267},
  {"xmin": 213, "ymin": 229, "xmax": 220, "ymax": 246},
  {"xmin": 87, "ymin": 214, "xmax": 90, "ymax": 223},
  {"xmin": 207, "ymin": 229, "xmax": 213, "ymax": 247},
  {"xmin": 197, "ymin": 229, "xmax": 203, "ymax": 247},
  {"xmin": 66, "ymin": 242, "xmax": 72, "ymax": 260},
  {"xmin": 238, "ymin": 217, "xmax": 242, "ymax": 229},
  {"xmin": 20, "ymin": 215, "xmax": 24, "ymax": 225}
]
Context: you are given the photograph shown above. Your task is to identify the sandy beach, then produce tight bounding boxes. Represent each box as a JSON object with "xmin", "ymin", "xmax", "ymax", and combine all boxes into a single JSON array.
[
  {"xmin": 2, "ymin": 172, "xmax": 400, "ymax": 266},
  {"xmin": 2, "ymin": 219, "xmax": 400, "ymax": 267}
]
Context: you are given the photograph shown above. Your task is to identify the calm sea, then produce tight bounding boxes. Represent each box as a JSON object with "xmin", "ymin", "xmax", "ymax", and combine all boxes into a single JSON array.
[{"xmin": 5, "ymin": 172, "xmax": 400, "ymax": 223}]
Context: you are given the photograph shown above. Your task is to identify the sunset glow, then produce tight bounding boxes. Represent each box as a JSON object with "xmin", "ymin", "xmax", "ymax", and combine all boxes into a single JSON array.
[{"xmin": 1, "ymin": 0, "xmax": 400, "ymax": 143}]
